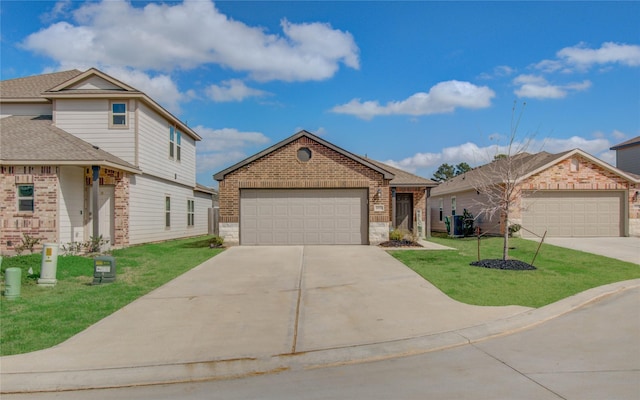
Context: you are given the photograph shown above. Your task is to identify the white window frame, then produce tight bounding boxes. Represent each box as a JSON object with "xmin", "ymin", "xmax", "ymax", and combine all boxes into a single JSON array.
[
  {"xmin": 169, "ymin": 125, "xmax": 182, "ymax": 161},
  {"xmin": 17, "ymin": 184, "xmax": 34, "ymax": 212},
  {"xmin": 439, "ymin": 198, "xmax": 443, "ymax": 221},
  {"xmin": 451, "ymin": 196, "xmax": 457, "ymax": 216},
  {"xmin": 187, "ymin": 199, "xmax": 195, "ymax": 227},
  {"xmin": 165, "ymin": 196, "xmax": 171, "ymax": 228},
  {"xmin": 109, "ymin": 101, "xmax": 128, "ymax": 128}
]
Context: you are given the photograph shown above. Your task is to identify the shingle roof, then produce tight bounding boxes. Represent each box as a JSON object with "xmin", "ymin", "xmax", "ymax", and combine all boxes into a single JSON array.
[
  {"xmin": 610, "ymin": 136, "xmax": 640, "ymax": 150},
  {"xmin": 431, "ymin": 148, "xmax": 639, "ymax": 196},
  {"xmin": 431, "ymin": 151, "xmax": 570, "ymax": 195},
  {"xmin": 0, "ymin": 70, "xmax": 83, "ymax": 99},
  {"xmin": 0, "ymin": 115, "xmax": 140, "ymax": 173},
  {"xmin": 365, "ymin": 159, "xmax": 437, "ymax": 187}
]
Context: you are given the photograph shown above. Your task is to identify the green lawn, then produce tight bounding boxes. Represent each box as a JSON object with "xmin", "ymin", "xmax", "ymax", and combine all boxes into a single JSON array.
[
  {"xmin": 390, "ymin": 236, "xmax": 640, "ymax": 308},
  {"xmin": 0, "ymin": 236, "xmax": 223, "ymax": 356}
]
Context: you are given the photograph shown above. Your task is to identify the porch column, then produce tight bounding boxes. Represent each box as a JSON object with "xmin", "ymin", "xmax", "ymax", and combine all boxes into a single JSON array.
[
  {"xmin": 425, "ymin": 187, "xmax": 432, "ymax": 238},
  {"xmin": 391, "ymin": 188, "xmax": 396, "ymax": 229},
  {"xmin": 92, "ymin": 166, "xmax": 100, "ymax": 239}
]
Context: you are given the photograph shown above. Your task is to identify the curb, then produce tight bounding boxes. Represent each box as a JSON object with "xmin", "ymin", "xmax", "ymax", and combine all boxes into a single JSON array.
[{"xmin": 2, "ymin": 279, "xmax": 638, "ymax": 394}]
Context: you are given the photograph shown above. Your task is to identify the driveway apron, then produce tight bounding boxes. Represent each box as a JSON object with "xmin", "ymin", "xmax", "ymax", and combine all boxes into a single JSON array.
[{"xmin": 1, "ymin": 246, "xmax": 531, "ymax": 383}]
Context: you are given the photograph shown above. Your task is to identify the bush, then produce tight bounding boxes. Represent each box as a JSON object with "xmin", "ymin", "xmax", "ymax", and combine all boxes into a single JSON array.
[
  {"xmin": 389, "ymin": 229, "xmax": 404, "ymax": 241},
  {"xmin": 209, "ymin": 235, "xmax": 224, "ymax": 248}
]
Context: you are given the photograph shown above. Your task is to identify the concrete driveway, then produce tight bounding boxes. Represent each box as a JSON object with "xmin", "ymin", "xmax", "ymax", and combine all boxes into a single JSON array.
[
  {"xmin": 540, "ymin": 237, "xmax": 639, "ymax": 264},
  {"xmin": 2, "ymin": 245, "xmax": 532, "ymax": 392}
]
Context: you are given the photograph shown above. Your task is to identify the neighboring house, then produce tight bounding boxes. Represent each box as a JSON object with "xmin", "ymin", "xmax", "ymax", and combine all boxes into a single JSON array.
[
  {"xmin": 213, "ymin": 130, "xmax": 437, "ymax": 245},
  {"xmin": 430, "ymin": 149, "xmax": 640, "ymax": 238},
  {"xmin": 0, "ymin": 68, "xmax": 214, "ymax": 255},
  {"xmin": 610, "ymin": 136, "xmax": 640, "ymax": 175}
]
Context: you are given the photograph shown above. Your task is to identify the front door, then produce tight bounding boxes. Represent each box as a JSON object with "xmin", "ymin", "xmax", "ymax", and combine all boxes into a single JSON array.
[
  {"xmin": 87, "ymin": 185, "xmax": 114, "ymax": 249},
  {"xmin": 396, "ymin": 193, "xmax": 413, "ymax": 231}
]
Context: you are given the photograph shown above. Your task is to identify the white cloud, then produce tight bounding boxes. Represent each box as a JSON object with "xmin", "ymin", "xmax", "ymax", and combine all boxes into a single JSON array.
[
  {"xmin": 513, "ymin": 74, "xmax": 591, "ymax": 99},
  {"xmin": 195, "ymin": 126, "xmax": 270, "ymax": 152},
  {"xmin": 386, "ymin": 136, "xmax": 615, "ymax": 177},
  {"xmin": 194, "ymin": 126, "xmax": 271, "ymax": 174},
  {"xmin": 206, "ymin": 79, "xmax": 269, "ymax": 102},
  {"xmin": 22, "ymin": 0, "xmax": 359, "ymax": 82},
  {"xmin": 558, "ymin": 42, "xmax": 640, "ymax": 69},
  {"xmin": 535, "ymin": 42, "xmax": 640, "ymax": 73},
  {"xmin": 331, "ymin": 80, "xmax": 495, "ymax": 120}
]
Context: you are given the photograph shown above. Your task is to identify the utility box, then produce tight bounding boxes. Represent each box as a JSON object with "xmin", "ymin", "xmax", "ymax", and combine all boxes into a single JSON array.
[
  {"xmin": 93, "ymin": 256, "xmax": 116, "ymax": 285},
  {"xmin": 450, "ymin": 215, "xmax": 465, "ymax": 238},
  {"xmin": 4, "ymin": 267, "xmax": 21, "ymax": 300},
  {"xmin": 38, "ymin": 243, "xmax": 59, "ymax": 287}
]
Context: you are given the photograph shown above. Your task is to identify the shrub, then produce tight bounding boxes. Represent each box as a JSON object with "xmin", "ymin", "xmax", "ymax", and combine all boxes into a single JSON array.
[
  {"xmin": 14, "ymin": 234, "xmax": 40, "ymax": 255},
  {"xmin": 209, "ymin": 235, "xmax": 224, "ymax": 248},
  {"xmin": 389, "ymin": 229, "xmax": 404, "ymax": 241}
]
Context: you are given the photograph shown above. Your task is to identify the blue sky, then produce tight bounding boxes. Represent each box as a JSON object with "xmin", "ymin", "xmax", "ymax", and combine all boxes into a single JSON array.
[{"xmin": 2, "ymin": 1, "xmax": 639, "ymax": 187}]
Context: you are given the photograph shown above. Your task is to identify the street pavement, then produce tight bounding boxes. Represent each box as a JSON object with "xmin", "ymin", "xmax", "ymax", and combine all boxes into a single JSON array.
[{"xmin": 1, "ymin": 243, "xmax": 638, "ymax": 394}]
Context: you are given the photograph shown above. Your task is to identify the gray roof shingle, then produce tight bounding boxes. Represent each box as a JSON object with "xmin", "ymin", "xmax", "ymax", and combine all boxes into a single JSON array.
[
  {"xmin": 0, "ymin": 70, "xmax": 83, "ymax": 99},
  {"xmin": 0, "ymin": 115, "xmax": 139, "ymax": 172},
  {"xmin": 365, "ymin": 159, "xmax": 437, "ymax": 187}
]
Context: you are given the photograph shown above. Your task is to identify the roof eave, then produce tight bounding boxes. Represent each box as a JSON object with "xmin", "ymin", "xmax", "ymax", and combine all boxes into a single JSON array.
[{"xmin": 0, "ymin": 159, "xmax": 141, "ymax": 174}]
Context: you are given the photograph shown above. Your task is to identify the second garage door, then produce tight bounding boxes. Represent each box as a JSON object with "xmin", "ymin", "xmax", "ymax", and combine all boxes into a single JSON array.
[
  {"xmin": 240, "ymin": 189, "xmax": 368, "ymax": 245},
  {"xmin": 522, "ymin": 191, "xmax": 623, "ymax": 238}
]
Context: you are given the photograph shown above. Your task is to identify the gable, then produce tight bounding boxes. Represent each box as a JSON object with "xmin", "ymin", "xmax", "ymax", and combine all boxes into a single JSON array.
[
  {"xmin": 221, "ymin": 135, "xmax": 389, "ymax": 185},
  {"xmin": 214, "ymin": 130, "xmax": 394, "ymax": 181},
  {"xmin": 69, "ymin": 76, "xmax": 124, "ymax": 91},
  {"xmin": 523, "ymin": 154, "xmax": 633, "ymax": 190}
]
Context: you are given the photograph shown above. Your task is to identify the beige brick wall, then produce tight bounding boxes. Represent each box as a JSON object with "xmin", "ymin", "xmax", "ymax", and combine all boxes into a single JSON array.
[{"xmin": 218, "ymin": 137, "xmax": 390, "ymax": 225}]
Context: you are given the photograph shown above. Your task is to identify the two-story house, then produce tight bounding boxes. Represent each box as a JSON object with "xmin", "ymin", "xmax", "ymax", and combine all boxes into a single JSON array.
[{"xmin": 0, "ymin": 68, "xmax": 214, "ymax": 254}]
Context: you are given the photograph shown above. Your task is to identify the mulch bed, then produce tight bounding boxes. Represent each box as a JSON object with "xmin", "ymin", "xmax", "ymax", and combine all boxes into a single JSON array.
[
  {"xmin": 470, "ymin": 259, "xmax": 536, "ymax": 270},
  {"xmin": 379, "ymin": 240, "xmax": 423, "ymax": 248}
]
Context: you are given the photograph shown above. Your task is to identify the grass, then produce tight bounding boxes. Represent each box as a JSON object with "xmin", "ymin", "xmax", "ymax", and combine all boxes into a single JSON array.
[
  {"xmin": 390, "ymin": 235, "xmax": 640, "ymax": 308},
  {"xmin": 0, "ymin": 236, "xmax": 223, "ymax": 356}
]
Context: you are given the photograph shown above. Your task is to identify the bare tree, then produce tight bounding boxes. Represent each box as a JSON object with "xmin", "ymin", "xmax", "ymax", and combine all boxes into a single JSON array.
[{"xmin": 471, "ymin": 102, "xmax": 534, "ymax": 261}]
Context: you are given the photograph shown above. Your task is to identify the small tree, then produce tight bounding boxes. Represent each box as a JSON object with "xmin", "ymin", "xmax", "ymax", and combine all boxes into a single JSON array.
[{"xmin": 472, "ymin": 102, "xmax": 533, "ymax": 261}]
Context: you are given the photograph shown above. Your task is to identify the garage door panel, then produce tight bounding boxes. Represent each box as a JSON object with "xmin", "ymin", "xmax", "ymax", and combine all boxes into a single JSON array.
[
  {"xmin": 522, "ymin": 191, "xmax": 623, "ymax": 238},
  {"xmin": 240, "ymin": 189, "xmax": 368, "ymax": 245}
]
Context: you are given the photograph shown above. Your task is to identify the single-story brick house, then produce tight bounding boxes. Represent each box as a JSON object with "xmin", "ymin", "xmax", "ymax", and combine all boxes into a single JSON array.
[
  {"xmin": 430, "ymin": 149, "xmax": 640, "ymax": 238},
  {"xmin": 214, "ymin": 130, "xmax": 436, "ymax": 245}
]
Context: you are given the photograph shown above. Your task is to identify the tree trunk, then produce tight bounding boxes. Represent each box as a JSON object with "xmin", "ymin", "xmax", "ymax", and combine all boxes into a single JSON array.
[{"xmin": 503, "ymin": 228, "xmax": 509, "ymax": 260}]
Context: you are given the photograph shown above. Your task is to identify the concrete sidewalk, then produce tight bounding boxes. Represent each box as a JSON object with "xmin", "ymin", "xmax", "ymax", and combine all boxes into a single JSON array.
[{"xmin": 1, "ymin": 246, "xmax": 638, "ymax": 393}]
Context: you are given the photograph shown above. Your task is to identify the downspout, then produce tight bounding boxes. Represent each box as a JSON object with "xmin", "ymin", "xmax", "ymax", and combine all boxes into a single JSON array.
[{"xmin": 391, "ymin": 187, "xmax": 397, "ymax": 229}]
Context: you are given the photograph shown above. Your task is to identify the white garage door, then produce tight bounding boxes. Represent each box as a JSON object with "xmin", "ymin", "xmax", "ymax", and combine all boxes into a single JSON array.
[
  {"xmin": 240, "ymin": 189, "xmax": 368, "ymax": 245},
  {"xmin": 522, "ymin": 191, "xmax": 623, "ymax": 238}
]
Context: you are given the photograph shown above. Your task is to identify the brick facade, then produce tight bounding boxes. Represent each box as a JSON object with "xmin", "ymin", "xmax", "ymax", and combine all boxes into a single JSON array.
[
  {"xmin": 1, "ymin": 166, "xmax": 59, "ymax": 253},
  {"xmin": 218, "ymin": 136, "xmax": 395, "ymax": 244},
  {"xmin": 0, "ymin": 165, "xmax": 130, "ymax": 254},
  {"xmin": 219, "ymin": 137, "xmax": 390, "ymax": 224}
]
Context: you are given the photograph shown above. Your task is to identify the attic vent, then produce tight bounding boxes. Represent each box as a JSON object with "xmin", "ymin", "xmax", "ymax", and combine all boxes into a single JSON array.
[{"xmin": 297, "ymin": 147, "xmax": 312, "ymax": 162}]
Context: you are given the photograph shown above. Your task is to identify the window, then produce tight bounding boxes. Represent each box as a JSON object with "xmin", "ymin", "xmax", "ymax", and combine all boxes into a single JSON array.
[
  {"xmin": 17, "ymin": 184, "xmax": 34, "ymax": 212},
  {"xmin": 297, "ymin": 147, "xmax": 312, "ymax": 162},
  {"xmin": 169, "ymin": 126, "xmax": 182, "ymax": 161},
  {"xmin": 451, "ymin": 196, "xmax": 456, "ymax": 216},
  {"xmin": 570, "ymin": 158, "xmax": 579, "ymax": 172},
  {"xmin": 187, "ymin": 200, "xmax": 195, "ymax": 227},
  {"xmin": 110, "ymin": 102, "xmax": 127, "ymax": 128},
  {"xmin": 439, "ymin": 198, "xmax": 443, "ymax": 221},
  {"xmin": 165, "ymin": 196, "xmax": 171, "ymax": 228}
]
